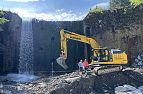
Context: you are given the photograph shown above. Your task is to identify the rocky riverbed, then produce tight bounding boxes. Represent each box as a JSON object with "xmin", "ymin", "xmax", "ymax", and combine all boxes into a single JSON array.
[{"xmin": 0, "ymin": 68, "xmax": 143, "ymax": 94}]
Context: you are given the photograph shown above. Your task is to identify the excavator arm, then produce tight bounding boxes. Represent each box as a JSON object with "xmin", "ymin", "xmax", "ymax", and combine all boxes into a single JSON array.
[{"xmin": 57, "ymin": 29, "xmax": 100, "ymax": 69}]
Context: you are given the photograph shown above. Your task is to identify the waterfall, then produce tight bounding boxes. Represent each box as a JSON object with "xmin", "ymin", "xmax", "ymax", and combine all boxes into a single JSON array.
[
  {"xmin": 3, "ymin": 19, "xmax": 37, "ymax": 83},
  {"xmin": 19, "ymin": 19, "xmax": 34, "ymax": 75}
]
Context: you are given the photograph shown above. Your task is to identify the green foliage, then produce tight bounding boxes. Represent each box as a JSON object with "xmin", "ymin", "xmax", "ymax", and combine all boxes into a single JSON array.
[
  {"xmin": 0, "ymin": 10, "xmax": 9, "ymax": 32},
  {"xmin": 89, "ymin": 6, "xmax": 103, "ymax": 14},
  {"xmin": 129, "ymin": 0, "xmax": 143, "ymax": 7},
  {"xmin": 0, "ymin": 18, "xmax": 9, "ymax": 25},
  {"xmin": 0, "ymin": 10, "xmax": 9, "ymax": 25}
]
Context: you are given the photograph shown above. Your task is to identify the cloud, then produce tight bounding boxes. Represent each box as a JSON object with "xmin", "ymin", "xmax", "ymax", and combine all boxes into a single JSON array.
[
  {"xmin": 7, "ymin": 0, "xmax": 39, "ymax": 2},
  {"xmin": 11, "ymin": 8, "xmax": 85, "ymax": 21},
  {"xmin": 56, "ymin": 9, "xmax": 64, "ymax": 12},
  {"xmin": 92, "ymin": 2, "xmax": 109, "ymax": 9}
]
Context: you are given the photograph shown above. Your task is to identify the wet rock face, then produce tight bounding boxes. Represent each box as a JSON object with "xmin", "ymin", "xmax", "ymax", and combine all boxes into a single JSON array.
[
  {"xmin": 0, "ymin": 12, "xmax": 22, "ymax": 74},
  {"xmin": 84, "ymin": 5, "xmax": 143, "ymax": 63}
]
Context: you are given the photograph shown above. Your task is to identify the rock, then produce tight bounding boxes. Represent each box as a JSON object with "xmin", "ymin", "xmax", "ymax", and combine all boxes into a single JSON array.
[
  {"xmin": 115, "ymin": 86, "xmax": 127, "ymax": 92},
  {"xmin": 138, "ymin": 86, "xmax": 143, "ymax": 90},
  {"xmin": 115, "ymin": 85, "xmax": 143, "ymax": 94},
  {"xmin": 38, "ymin": 82, "xmax": 47, "ymax": 87},
  {"xmin": 131, "ymin": 89, "xmax": 142, "ymax": 94},
  {"xmin": 133, "ymin": 53, "xmax": 143, "ymax": 67},
  {"xmin": 0, "ymin": 83, "xmax": 3, "ymax": 89},
  {"xmin": 89, "ymin": 92, "xmax": 95, "ymax": 94},
  {"xmin": 17, "ymin": 85, "xmax": 22, "ymax": 90},
  {"xmin": 133, "ymin": 68, "xmax": 143, "ymax": 74},
  {"xmin": 64, "ymin": 77, "xmax": 80, "ymax": 83},
  {"xmin": 29, "ymin": 84, "xmax": 33, "ymax": 87},
  {"xmin": 4, "ymin": 90, "xmax": 12, "ymax": 94},
  {"xmin": 135, "ymin": 59, "xmax": 139, "ymax": 63},
  {"xmin": 123, "ymin": 84, "xmax": 136, "ymax": 91},
  {"xmin": 138, "ymin": 55, "xmax": 142, "ymax": 60},
  {"xmin": 115, "ymin": 92, "xmax": 128, "ymax": 94},
  {"xmin": 138, "ymin": 61, "xmax": 143, "ymax": 65}
]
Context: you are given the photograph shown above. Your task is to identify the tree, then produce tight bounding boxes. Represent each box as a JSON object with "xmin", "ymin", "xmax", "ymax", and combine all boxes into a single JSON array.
[
  {"xmin": 89, "ymin": 6, "xmax": 103, "ymax": 14},
  {"xmin": 129, "ymin": 0, "xmax": 143, "ymax": 7}
]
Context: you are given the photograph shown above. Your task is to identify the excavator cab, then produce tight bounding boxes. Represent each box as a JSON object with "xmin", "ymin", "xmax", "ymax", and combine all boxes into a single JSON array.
[
  {"xmin": 98, "ymin": 49, "xmax": 110, "ymax": 62},
  {"xmin": 91, "ymin": 48, "xmax": 110, "ymax": 63},
  {"xmin": 91, "ymin": 48, "xmax": 127, "ymax": 65}
]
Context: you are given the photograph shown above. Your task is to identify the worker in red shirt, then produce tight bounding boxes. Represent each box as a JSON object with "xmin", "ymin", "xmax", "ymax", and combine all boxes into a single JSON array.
[{"xmin": 83, "ymin": 59, "xmax": 89, "ymax": 75}]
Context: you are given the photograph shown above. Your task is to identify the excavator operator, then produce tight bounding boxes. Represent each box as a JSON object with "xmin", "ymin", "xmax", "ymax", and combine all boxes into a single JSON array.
[{"xmin": 97, "ymin": 49, "xmax": 109, "ymax": 62}]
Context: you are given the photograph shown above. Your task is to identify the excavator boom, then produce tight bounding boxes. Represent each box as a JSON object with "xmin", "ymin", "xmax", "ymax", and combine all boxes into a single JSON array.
[{"xmin": 56, "ymin": 29, "xmax": 100, "ymax": 69}]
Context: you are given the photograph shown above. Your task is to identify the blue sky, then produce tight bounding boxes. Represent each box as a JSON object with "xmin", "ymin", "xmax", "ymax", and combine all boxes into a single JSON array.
[{"xmin": 0, "ymin": 0, "xmax": 109, "ymax": 21}]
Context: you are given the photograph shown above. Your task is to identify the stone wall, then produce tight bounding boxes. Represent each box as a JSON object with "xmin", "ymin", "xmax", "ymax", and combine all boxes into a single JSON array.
[
  {"xmin": 0, "ymin": 12, "xmax": 22, "ymax": 74},
  {"xmin": 84, "ymin": 5, "xmax": 143, "ymax": 64},
  {"xmin": 32, "ymin": 19, "xmax": 84, "ymax": 74}
]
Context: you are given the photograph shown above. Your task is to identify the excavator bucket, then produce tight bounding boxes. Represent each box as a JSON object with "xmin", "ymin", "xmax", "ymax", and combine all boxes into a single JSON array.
[{"xmin": 56, "ymin": 56, "xmax": 68, "ymax": 69}]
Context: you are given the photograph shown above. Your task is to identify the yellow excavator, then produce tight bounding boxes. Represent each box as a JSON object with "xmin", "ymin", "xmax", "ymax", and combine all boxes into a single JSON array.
[{"xmin": 56, "ymin": 29, "xmax": 128, "ymax": 75}]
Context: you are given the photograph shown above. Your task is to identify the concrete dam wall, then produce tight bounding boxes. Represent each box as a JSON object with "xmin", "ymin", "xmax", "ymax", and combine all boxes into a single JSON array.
[{"xmin": 32, "ymin": 19, "xmax": 84, "ymax": 74}]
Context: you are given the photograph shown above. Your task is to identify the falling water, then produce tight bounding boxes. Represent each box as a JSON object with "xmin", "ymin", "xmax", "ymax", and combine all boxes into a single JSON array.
[
  {"xmin": 3, "ymin": 19, "xmax": 38, "ymax": 83},
  {"xmin": 19, "ymin": 19, "xmax": 34, "ymax": 75}
]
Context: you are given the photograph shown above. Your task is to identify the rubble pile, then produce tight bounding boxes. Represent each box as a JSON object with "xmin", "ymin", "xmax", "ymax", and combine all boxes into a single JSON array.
[
  {"xmin": 0, "ymin": 72, "xmax": 95, "ymax": 94},
  {"xmin": 0, "ymin": 68, "xmax": 143, "ymax": 94},
  {"xmin": 132, "ymin": 52, "xmax": 143, "ymax": 68}
]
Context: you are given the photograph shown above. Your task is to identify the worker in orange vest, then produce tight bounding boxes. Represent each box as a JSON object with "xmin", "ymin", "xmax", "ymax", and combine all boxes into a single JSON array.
[
  {"xmin": 83, "ymin": 59, "xmax": 89, "ymax": 69},
  {"xmin": 83, "ymin": 59, "xmax": 89, "ymax": 75}
]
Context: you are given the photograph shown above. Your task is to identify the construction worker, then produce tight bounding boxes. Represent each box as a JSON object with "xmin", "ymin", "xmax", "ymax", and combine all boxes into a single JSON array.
[
  {"xmin": 83, "ymin": 59, "xmax": 89, "ymax": 76},
  {"xmin": 83, "ymin": 59, "xmax": 89, "ymax": 70},
  {"xmin": 78, "ymin": 60, "xmax": 83, "ymax": 77}
]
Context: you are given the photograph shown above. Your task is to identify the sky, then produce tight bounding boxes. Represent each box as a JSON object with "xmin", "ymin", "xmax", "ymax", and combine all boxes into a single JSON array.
[{"xmin": 0, "ymin": 0, "xmax": 109, "ymax": 21}]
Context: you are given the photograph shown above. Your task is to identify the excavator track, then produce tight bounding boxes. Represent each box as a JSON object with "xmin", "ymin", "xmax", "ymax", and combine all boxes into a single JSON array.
[{"xmin": 90, "ymin": 65, "xmax": 123, "ymax": 75}]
